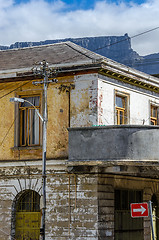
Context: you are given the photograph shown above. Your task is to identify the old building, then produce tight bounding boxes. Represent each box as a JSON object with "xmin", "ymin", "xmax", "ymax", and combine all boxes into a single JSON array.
[{"xmin": 0, "ymin": 42, "xmax": 159, "ymax": 239}]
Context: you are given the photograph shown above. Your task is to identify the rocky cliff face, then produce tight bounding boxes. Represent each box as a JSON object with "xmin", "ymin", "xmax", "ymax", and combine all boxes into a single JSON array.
[
  {"xmin": 0, "ymin": 35, "xmax": 158, "ymax": 75},
  {"xmin": 129, "ymin": 53, "xmax": 159, "ymax": 75}
]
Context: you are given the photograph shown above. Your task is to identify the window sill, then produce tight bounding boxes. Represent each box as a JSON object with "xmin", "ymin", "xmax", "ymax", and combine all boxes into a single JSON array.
[{"xmin": 11, "ymin": 146, "xmax": 42, "ymax": 151}]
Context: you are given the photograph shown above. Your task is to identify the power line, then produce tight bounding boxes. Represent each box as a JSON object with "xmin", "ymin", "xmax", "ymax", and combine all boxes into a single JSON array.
[
  {"xmin": 0, "ymin": 104, "xmax": 40, "ymax": 148},
  {"xmin": 0, "ymin": 27, "xmax": 158, "ymax": 101},
  {"xmin": 0, "ymin": 26, "xmax": 158, "ymax": 87},
  {"xmin": 92, "ymin": 27, "xmax": 159, "ymax": 53},
  {"xmin": 0, "ymin": 81, "xmax": 33, "ymax": 147},
  {"xmin": 0, "ymin": 114, "xmax": 17, "ymax": 147},
  {"xmin": 124, "ymin": 57, "xmax": 159, "ymax": 64},
  {"xmin": 0, "ymin": 103, "xmax": 154, "ymax": 148},
  {"xmin": 0, "ymin": 82, "xmax": 24, "ymax": 98},
  {"xmin": 0, "ymin": 80, "xmax": 32, "ymax": 100},
  {"xmin": 56, "ymin": 26, "xmax": 159, "ymax": 66},
  {"xmin": 0, "ymin": 82, "xmax": 18, "ymax": 92},
  {"xmin": 131, "ymin": 27, "xmax": 159, "ymax": 40}
]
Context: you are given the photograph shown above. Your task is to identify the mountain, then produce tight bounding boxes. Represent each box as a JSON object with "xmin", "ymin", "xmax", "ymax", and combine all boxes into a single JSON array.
[
  {"xmin": 0, "ymin": 34, "xmax": 158, "ymax": 75},
  {"xmin": 129, "ymin": 53, "xmax": 159, "ymax": 75}
]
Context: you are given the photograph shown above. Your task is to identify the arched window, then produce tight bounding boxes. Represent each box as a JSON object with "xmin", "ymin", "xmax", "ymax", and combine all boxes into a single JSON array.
[{"xmin": 15, "ymin": 190, "xmax": 41, "ymax": 240}]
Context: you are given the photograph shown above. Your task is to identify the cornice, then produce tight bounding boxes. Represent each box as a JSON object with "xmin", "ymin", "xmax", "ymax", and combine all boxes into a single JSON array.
[{"xmin": 99, "ymin": 67, "xmax": 159, "ymax": 93}]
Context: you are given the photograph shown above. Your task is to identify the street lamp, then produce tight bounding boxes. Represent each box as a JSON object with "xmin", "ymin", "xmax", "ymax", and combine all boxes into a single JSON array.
[
  {"xmin": 10, "ymin": 96, "xmax": 46, "ymax": 239},
  {"xmin": 10, "ymin": 97, "xmax": 44, "ymax": 122},
  {"xmin": 10, "ymin": 60, "xmax": 57, "ymax": 240}
]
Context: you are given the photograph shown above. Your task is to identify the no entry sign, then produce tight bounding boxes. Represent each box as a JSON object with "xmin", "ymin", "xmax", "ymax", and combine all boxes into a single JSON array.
[{"xmin": 131, "ymin": 203, "xmax": 149, "ymax": 218}]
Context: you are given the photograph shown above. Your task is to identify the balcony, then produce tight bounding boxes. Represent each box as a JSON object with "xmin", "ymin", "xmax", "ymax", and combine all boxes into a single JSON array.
[{"xmin": 68, "ymin": 125, "xmax": 159, "ymax": 164}]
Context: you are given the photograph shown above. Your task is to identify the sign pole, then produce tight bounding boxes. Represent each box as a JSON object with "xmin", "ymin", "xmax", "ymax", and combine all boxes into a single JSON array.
[{"xmin": 148, "ymin": 200, "xmax": 155, "ymax": 240}]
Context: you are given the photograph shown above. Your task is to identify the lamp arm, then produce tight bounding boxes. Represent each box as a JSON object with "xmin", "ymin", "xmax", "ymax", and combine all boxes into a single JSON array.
[{"xmin": 24, "ymin": 99, "xmax": 44, "ymax": 122}]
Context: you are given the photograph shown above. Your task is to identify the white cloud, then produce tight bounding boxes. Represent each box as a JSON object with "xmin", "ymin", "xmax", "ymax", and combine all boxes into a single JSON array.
[{"xmin": 0, "ymin": 0, "xmax": 159, "ymax": 55}]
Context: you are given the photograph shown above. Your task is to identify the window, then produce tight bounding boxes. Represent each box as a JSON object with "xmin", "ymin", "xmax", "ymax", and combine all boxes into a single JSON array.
[
  {"xmin": 115, "ymin": 189, "xmax": 143, "ymax": 240},
  {"xmin": 115, "ymin": 92, "xmax": 129, "ymax": 125},
  {"xmin": 151, "ymin": 105, "xmax": 159, "ymax": 125},
  {"xmin": 16, "ymin": 190, "xmax": 40, "ymax": 212},
  {"xmin": 19, "ymin": 96, "xmax": 41, "ymax": 146}
]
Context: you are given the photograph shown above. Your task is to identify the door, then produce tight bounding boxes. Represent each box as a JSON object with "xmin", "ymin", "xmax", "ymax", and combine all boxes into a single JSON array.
[
  {"xmin": 15, "ymin": 190, "xmax": 41, "ymax": 240},
  {"xmin": 115, "ymin": 189, "xmax": 143, "ymax": 240}
]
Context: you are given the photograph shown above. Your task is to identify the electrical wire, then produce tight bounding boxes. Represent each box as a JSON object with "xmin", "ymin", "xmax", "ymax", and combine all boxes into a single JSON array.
[
  {"xmin": 0, "ymin": 27, "xmax": 159, "ymax": 146},
  {"xmin": 0, "ymin": 117, "xmax": 16, "ymax": 147},
  {"xmin": 0, "ymin": 26, "xmax": 158, "ymax": 83},
  {"xmin": 123, "ymin": 58, "xmax": 159, "ymax": 68},
  {"xmin": 124, "ymin": 57, "xmax": 159, "ymax": 63},
  {"xmin": 0, "ymin": 98, "xmax": 41, "ymax": 150},
  {"xmin": 53, "ymin": 26, "xmax": 159, "ymax": 66},
  {"xmin": 0, "ymin": 79, "xmax": 32, "ymax": 100},
  {"xmin": 0, "ymin": 80, "xmax": 34, "ymax": 147},
  {"xmin": 0, "ymin": 104, "xmax": 155, "ymax": 149},
  {"xmin": 131, "ymin": 27, "xmax": 159, "ymax": 40},
  {"xmin": 0, "ymin": 82, "xmax": 18, "ymax": 92},
  {"xmin": 0, "ymin": 26, "xmax": 158, "ymax": 97},
  {"xmin": 93, "ymin": 26, "xmax": 159, "ymax": 52}
]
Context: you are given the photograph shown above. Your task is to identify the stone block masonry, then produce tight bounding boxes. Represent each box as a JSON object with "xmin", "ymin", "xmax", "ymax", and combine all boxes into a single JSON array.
[
  {"xmin": 0, "ymin": 164, "xmax": 99, "ymax": 240},
  {"xmin": 0, "ymin": 163, "xmax": 158, "ymax": 240}
]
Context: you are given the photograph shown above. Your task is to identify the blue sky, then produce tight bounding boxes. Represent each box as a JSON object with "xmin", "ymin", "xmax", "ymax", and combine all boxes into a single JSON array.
[
  {"xmin": 0, "ymin": 0, "xmax": 159, "ymax": 55},
  {"xmin": 62, "ymin": 0, "xmax": 146, "ymax": 7},
  {"xmin": 15, "ymin": 0, "xmax": 146, "ymax": 8}
]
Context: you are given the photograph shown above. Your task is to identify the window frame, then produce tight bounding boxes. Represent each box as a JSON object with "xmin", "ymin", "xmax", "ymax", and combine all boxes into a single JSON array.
[
  {"xmin": 115, "ymin": 90, "xmax": 130, "ymax": 125},
  {"xmin": 16, "ymin": 190, "xmax": 40, "ymax": 212},
  {"xmin": 14, "ymin": 92, "xmax": 42, "ymax": 148},
  {"xmin": 150, "ymin": 103, "xmax": 159, "ymax": 125}
]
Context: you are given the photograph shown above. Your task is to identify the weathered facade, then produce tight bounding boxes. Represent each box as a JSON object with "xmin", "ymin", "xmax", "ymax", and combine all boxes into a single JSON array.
[{"xmin": 0, "ymin": 42, "xmax": 159, "ymax": 239}]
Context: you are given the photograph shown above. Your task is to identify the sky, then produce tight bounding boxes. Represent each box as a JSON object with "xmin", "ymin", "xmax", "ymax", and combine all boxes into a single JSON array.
[{"xmin": 0, "ymin": 0, "xmax": 159, "ymax": 56}]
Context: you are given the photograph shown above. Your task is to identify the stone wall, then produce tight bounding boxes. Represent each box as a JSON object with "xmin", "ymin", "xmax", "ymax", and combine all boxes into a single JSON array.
[
  {"xmin": 0, "ymin": 161, "xmax": 99, "ymax": 240},
  {"xmin": 0, "ymin": 163, "xmax": 158, "ymax": 239}
]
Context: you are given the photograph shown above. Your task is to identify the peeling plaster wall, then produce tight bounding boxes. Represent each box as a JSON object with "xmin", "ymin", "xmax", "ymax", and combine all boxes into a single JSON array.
[
  {"xmin": 1, "ymin": 70, "xmax": 159, "ymax": 240},
  {"xmin": 71, "ymin": 73, "xmax": 98, "ymax": 127},
  {"xmin": 0, "ymin": 73, "xmax": 99, "ymax": 161},
  {"xmin": 98, "ymin": 79, "xmax": 114, "ymax": 125},
  {"xmin": 0, "ymin": 78, "xmax": 68, "ymax": 160},
  {"xmin": 98, "ymin": 74, "xmax": 159, "ymax": 126},
  {"xmin": 2, "ymin": 72, "xmax": 159, "ymax": 161},
  {"xmin": 47, "ymin": 85, "xmax": 69, "ymax": 159}
]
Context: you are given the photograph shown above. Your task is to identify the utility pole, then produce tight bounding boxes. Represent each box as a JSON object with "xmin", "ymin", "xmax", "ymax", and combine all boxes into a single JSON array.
[{"xmin": 32, "ymin": 60, "xmax": 57, "ymax": 240}]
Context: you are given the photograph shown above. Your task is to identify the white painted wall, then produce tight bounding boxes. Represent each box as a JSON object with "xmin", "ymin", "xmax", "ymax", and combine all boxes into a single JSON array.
[
  {"xmin": 98, "ymin": 75, "xmax": 159, "ymax": 126},
  {"xmin": 70, "ymin": 73, "xmax": 159, "ymax": 127}
]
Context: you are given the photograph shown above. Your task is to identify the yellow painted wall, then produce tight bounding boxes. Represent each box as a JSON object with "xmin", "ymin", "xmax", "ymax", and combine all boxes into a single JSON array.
[{"xmin": 0, "ymin": 73, "xmax": 94, "ymax": 161}]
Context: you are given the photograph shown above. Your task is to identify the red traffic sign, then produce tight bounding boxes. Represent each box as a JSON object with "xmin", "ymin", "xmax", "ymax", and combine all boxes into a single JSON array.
[{"xmin": 131, "ymin": 203, "xmax": 149, "ymax": 218}]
